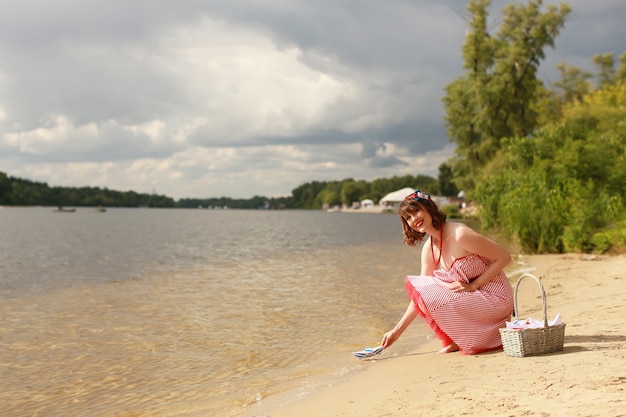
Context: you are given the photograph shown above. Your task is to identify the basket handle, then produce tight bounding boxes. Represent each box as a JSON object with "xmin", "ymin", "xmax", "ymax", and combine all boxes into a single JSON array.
[{"xmin": 512, "ymin": 273, "xmax": 549, "ymax": 329}]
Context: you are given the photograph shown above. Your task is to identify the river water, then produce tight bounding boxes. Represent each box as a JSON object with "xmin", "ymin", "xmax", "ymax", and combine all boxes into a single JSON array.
[{"xmin": 0, "ymin": 207, "xmax": 433, "ymax": 417}]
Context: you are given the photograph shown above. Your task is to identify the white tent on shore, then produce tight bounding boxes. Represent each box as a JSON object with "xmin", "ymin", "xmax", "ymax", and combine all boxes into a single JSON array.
[
  {"xmin": 379, "ymin": 187, "xmax": 415, "ymax": 208},
  {"xmin": 379, "ymin": 187, "xmax": 451, "ymax": 209},
  {"xmin": 360, "ymin": 199, "xmax": 374, "ymax": 208}
]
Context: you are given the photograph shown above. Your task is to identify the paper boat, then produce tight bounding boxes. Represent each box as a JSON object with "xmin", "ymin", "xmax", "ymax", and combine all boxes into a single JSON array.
[{"xmin": 352, "ymin": 346, "xmax": 384, "ymax": 359}]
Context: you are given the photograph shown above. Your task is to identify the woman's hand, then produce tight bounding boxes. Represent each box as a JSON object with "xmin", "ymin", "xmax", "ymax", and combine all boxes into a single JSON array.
[
  {"xmin": 448, "ymin": 281, "xmax": 473, "ymax": 292},
  {"xmin": 381, "ymin": 329, "xmax": 400, "ymax": 349},
  {"xmin": 381, "ymin": 302, "xmax": 418, "ymax": 349}
]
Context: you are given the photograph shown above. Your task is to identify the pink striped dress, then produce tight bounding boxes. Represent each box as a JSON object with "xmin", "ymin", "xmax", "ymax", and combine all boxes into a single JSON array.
[{"xmin": 405, "ymin": 254, "xmax": 514, "ymax": 354}]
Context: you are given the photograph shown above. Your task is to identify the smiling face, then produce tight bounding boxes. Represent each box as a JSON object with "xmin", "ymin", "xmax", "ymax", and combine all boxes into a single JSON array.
[
  {"xmin": 398, "ymin": 197, "xmax": 447, "ymax": 246},
  {"xmin": 402, "ymin": 203, "xmax": 432, "ymax": 233}
]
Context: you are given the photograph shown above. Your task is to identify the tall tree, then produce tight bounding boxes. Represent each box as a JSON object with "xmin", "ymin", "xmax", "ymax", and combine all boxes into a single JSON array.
[
  {"xmin": 592, "ymin": 51, "xmax": 626, "ymax": 86},
  {"xmin": 552, "ymin": 62, "xmax": 592, "ymax": 104},
  {"xmin": 442, "ymin": 0, "xmax": 571, "ymax": 191},
  {"xmin": 592, "ymin": 52, "xmax": 615, "ymax": 87},
  {"xmin": 437, "ymin": 163, "xmax": 459, "ymax": 197},
  {"xmin": 618, "ymin": 51, "xmax": 626, "ymax": 83}
]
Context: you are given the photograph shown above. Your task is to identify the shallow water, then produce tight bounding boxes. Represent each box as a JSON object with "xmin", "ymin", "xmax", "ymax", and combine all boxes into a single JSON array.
[{"xmin": 0, "ymin": 207, "xmax": 429, "ymax": 417}]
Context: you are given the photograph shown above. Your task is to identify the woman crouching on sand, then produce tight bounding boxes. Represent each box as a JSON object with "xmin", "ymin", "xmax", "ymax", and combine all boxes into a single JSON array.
[{"xmin": 381, "ymin": 190, "xmax": 514, "ymax": 355}]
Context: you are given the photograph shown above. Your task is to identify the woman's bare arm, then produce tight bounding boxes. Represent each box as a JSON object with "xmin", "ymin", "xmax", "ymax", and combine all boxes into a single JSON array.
[{"xmin": 449, "ymin": 225, "xmax": 511, "ymax": 292}]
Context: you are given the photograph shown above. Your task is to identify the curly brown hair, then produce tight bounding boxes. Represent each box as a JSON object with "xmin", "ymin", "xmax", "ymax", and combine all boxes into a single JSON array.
[{"xmin": 398, "ymin": 197, "xmax": 447, "ymax": 246}]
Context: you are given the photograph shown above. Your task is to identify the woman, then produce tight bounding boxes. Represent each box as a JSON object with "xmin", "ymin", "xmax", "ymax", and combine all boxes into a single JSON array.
[{"xmin": 381, "ymin": 190, "xmax": 514, "ymax": 354}]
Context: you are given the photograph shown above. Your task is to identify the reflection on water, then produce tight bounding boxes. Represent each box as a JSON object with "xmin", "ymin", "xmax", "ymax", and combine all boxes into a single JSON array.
[{"xmin": 0, "ymin": 208, "xmax": 427, "ymax": 416}]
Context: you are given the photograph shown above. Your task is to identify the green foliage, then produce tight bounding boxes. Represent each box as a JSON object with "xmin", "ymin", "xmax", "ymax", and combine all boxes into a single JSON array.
[
  {"xmin": 475, "ymin": 80, "xmax": 626, "ymax": 253},
  {"xmin": 443, "ymin": 0, "xmax": 570, "ymax": 190},
  {"xmin": 443, "ymin": 204, "xmax": 461, "ymax": 219},
  {"xmin": 440, "ymin": 1, "xmax": 626, "ymax": 254},
  {"xmin": 437, "ymin": 163, "xmax": 459, "ymax": 197},
  {"xmin": 290, "ymin": 180, "xmax": 328, "ymax": 209},
  {"xmin": 0, "ymin": 173, "xmax": 175, "ymax": 207},
  {"xmin": 0, "ymin": 171, "xmax": 442, "ymax": 210},
  {"xmin": 553, "ymin": 63, "xmax": 593, "ymax": 103},
  {"xmin": 341, "ymin": 180, "xmax": 368, "ymax": 206},
  {"xmin": 593, "ymin": 53, "xmax": 618, "ymax": 87},
  {"xmin": 588, "ymin": 218, "xmax": 626, "ymax": 254},
  {"xmin": 289, "ymin": 174, "xmax": 438, "ymax": 209},
  {"xmin": 478, "ymin": 159, "xmax": 566, "ymax": 253},
  {"xmin": 177, "ymin": 195, "xmax": 291, "ymax": 210}
]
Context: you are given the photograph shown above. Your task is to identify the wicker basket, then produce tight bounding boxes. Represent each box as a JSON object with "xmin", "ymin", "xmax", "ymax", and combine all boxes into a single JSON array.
[{"xmin": 499, "ymin": 273, "xmax": 566, "ymax": 357}]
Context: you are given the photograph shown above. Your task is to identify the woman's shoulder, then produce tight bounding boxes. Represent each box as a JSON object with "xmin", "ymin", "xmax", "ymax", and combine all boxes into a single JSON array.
[
  {"xmin": 447, "ymin": 222, "xmax": 483, "ymax": 248},
  {"xmin": 447, "ymin": 222, "xmax": 474, "ymax": 236}
]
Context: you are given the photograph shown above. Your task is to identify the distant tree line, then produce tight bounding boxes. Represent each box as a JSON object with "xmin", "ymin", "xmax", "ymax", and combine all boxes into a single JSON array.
[
  {"xmin": 177, "ymin": 195, "xmax": 293, "ymax": 210},
  {"xmin": 171, "ymin": 171, "xmax": 454, "ymax": 209},
  {"xmin": 0, "ymin": 172, "xmax": 175, "ymax": 208},
  {"xmin": 289, "ymin": 174, "xmax": 443, "ymax": 209},
  {"xmin": 0, "ymin": 170, "xmax": 446, "ymax": 210}
]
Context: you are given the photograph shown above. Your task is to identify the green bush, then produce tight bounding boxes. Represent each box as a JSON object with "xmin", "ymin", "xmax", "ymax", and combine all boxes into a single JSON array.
[
  {"xmin": 590, "ymin": 232, "xmax": 612, "ymax": 254},
  {"xmin": 475, "ymin": 122, "xmax": 625, "ymax": 254},
  {"xmin": 444, "ymin": 204, "xmax": 460, "ymax": 218}
]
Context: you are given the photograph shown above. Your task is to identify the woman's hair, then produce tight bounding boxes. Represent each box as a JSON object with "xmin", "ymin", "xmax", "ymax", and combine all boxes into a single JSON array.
[{"xmin": 398, "ymin": 194, "xmax": 447, "ymax": 246}]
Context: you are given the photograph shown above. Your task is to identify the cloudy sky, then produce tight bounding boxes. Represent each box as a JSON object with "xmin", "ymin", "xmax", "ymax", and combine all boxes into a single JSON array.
[{"xmin": 1, "ymin": 0, "xmax": 624, "ymax": 199}]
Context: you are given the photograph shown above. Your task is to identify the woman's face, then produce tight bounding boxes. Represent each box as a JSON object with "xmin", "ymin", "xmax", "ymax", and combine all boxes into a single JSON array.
[{"xmin": 402, "ymin": 204, "xmax": 432, "ymax": 233}]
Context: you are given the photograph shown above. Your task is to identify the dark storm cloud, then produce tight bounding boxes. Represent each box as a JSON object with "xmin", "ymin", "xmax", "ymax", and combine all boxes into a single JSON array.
[{"xmin": 369, "ymin": 155, "xmax": 408, "ymax": 169}]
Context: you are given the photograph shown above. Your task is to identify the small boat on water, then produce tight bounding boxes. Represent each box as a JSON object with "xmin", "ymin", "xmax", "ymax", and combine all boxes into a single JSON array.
[
  {"xmin": 54, "ymin": 206, "xmax": 76, "ymax": 213},
  {"xmin": 95, "ymin": 205, "xmax": 107, "ymax": 212}
]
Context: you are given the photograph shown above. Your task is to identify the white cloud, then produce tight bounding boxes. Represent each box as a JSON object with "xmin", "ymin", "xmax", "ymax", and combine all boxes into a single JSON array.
[
  {"xmin": 156, "ymin": 17, "xmax": 355, "ymax": 143},
  {"xmin": 5, "ymin": 115, "xmax": 97, "ymax": 154}
]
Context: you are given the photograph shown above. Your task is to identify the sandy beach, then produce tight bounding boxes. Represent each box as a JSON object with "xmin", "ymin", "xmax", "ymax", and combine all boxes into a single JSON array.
[{"xmin": 246, "ymin": 253, "xmax": 626, "ymax": 417}]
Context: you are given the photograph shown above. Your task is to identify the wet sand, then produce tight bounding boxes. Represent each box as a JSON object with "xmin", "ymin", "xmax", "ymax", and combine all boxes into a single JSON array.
[{"xmin": 245, "ymin": 253, "xmax": 626, "ymax": 417}]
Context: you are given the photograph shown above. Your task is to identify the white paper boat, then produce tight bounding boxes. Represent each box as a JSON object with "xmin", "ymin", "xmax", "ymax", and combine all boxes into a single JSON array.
[{"xmin": 352, "ymin": 345, "xmax": 384, "ymax": 359}]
